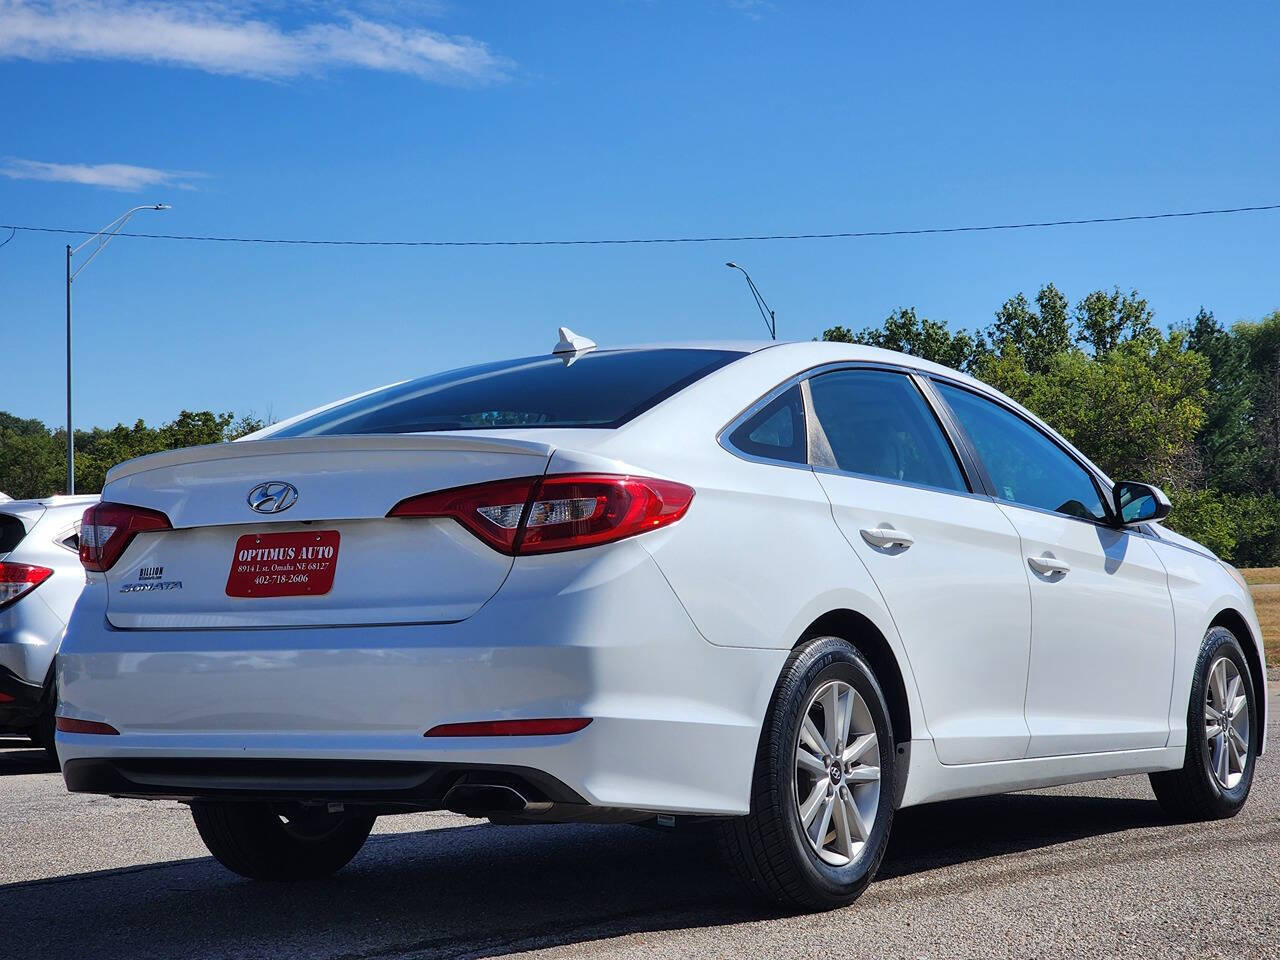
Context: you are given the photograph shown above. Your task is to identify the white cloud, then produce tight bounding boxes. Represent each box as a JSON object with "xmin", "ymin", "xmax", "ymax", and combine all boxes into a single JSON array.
[
  {"xmin": 0, "ymin": 157, "xmax": 206, "ymax": 191},
  {"xmin": 726, "ymin": 0, "xmax": 772, "ymax": 20},
  {"xmin": 0, "ymin": 1, "xmax": 510, "ymax": 83}
]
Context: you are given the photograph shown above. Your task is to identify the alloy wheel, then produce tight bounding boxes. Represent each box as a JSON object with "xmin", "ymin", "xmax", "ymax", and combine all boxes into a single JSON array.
[
  {"xmin": 793, "ymin": 679, "xmax": 881, "ymax": 866},
  {"xmin": 1204, "ymin": 656, "xmax": 1250, "ymax": 790}
]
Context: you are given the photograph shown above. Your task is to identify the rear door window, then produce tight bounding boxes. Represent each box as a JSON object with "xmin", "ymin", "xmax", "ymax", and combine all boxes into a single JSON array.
[
  {"xmin": 271, "ymin": 349, "xmax": 746, "ymax": 436},
  {"xmin": 806, "ymin": 369, "xmax": 968, "ymax": 492}
]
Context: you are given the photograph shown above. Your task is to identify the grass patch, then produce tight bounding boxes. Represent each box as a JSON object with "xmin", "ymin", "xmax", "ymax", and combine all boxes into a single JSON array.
[
  {"xmin": 1241, "ymin": 568, "xmax": 1279, "ymax": 666},
  {"xmin": 1248, "ymin": 589, "xmax": 1279, "ymax": 666},
  {"xmin": 1240, "ymin": 566, "xmax": 1280, "ymax": 585}
]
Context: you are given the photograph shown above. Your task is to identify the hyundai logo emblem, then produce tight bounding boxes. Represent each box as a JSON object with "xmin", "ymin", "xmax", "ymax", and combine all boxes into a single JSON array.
[{"xmin": 247, "ymin": 481, "xmax": 299, "ymax": 514}]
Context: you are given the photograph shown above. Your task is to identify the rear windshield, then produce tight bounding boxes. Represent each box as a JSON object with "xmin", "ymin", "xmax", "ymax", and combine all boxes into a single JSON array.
[
  {"xmin": 0, "ymin": 515, "xmax": 27, "ymax": 554},
  {"xmin": 271, "ymin": 348, "xmax": 745, "ymax": 436}
]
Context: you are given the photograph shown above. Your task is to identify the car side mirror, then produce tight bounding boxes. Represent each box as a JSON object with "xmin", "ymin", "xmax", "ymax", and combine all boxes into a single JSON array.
[{"xmin": 1113, "ymin": 481, "xmax": 1171, "ymax": 525}]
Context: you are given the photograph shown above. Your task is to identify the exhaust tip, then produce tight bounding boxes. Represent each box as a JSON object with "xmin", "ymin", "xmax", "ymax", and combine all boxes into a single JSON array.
[{"xmin": 443, "ymin": 782, "xmax": 532, "ymax": 816}]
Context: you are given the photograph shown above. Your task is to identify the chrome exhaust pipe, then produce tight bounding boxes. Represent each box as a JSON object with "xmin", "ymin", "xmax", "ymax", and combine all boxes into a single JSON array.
[{"xmin": 444, "ymin": 782, "xmax": 549, "ymax": 816}]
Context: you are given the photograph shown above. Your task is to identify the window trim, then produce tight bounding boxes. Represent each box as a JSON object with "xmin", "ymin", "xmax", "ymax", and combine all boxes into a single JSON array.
[
  {"xmin": 926, "ymin": 374, "xmax": 1120, "ymax": 528},
  {"xmin": 717, "ymin": 374, "xmax": 812, "ymax": 469},
  {"xmin": 720, "ymin": 360, "xmax": 1125, "ymax": 526},
  {"xmin": 53, "ymin": 521, "xmax": 81, "ymax": 554},
  {"xmin": 719, "ymin": 361, "xmax": 987, "ymax": 502},
  {"xmin": 803, "ymin": 365, "xmax": 976, "ymax": 496},
  {"xmin": 723, "ymin": 382, "xmax": 809, "ymax": 466}
]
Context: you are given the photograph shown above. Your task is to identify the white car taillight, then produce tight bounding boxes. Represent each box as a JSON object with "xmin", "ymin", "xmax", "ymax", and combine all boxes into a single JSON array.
[
  {"xmin": 0, "ymin": 562, "xmax": 53, "ymax": 610},
  {"xmin": 79, "ymin": 502, "xmax": 173, "ymax": 572},
  {"xmin": 388, "ymin": 474, "xmax": 695, "ymax": 555}
]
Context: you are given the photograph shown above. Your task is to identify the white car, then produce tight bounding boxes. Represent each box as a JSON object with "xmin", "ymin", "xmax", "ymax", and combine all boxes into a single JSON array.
[
  {"xmin": 57, "ymin": 336, "xmax": 1266, "ymax": 908},
  {"xmin": 1, "ymin": 494, "xmax": 97, "ymax": 759}
]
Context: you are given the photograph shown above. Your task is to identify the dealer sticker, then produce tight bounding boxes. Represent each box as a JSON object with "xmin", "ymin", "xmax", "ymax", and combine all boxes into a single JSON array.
[{"xmin": 225, "ymin": 530, "xmax": 340, "ymax": 598}]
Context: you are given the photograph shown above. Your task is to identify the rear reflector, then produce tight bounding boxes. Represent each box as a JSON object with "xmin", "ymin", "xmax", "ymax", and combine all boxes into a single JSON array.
[
  {"xmin": 0, "ymin": 562, "xmax": 54, "ymax": 611},
  {"xmin": 55, "ymin": 717, "xmax": 120, "ymax": 735},
  {"xmin": 424, "ymin": 718, "xmax": 592, "ymax": 737},
  {"xmin": 389, "ymin": 474, "xmax": 694, "ymax": 555},
  {"xmin": 80, "ymin": 502, "xmax": 172, "ymax": 572},
  {"xmin": 0, "ymin": 692, "xmax": 14, "ymax": 703}
]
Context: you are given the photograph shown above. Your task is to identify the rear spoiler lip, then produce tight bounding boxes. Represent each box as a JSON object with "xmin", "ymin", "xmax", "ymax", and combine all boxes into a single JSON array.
[{"xmin": 103, "ymin": 434, "xmax": 556, "ymax": 486}]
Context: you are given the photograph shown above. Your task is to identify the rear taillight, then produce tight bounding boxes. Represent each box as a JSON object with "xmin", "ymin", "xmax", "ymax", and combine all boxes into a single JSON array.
[
  {"xmin": 388, "ymin": 474, "xmax": 694, "ymax": 555},
  {"xmin": 80, "ymin": 502, "xmax": 172, "ymax": 572},
  {"xmin": 0, "ymin": 562, "xmax": 53, "ymax": 611}
]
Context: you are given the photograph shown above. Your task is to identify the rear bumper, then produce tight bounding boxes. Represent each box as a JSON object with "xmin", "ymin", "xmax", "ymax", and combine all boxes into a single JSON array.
[
  {"xmin": 57, "ymin": 540, "xmax": 787, "ymax": 815},
  {"xmin": 63, "ymin": 756, "xmax": 586, "ymax": 808}
]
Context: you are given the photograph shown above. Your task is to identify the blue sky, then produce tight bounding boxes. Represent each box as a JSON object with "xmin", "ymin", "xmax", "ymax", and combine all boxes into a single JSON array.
[{"xmin": 2, "ymin": 2, "xmax": 1278, "ymax": 429}]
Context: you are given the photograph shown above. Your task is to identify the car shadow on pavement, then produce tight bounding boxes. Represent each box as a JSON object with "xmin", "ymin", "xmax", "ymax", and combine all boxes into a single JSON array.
[
  {"xmin": 880, "ymin": 790, "xmax": 1168, "ymax": 879},
  {"xmin": 0, "ymin": 741, "xmax": 57, "ymax": 776},
  {"xmin": 0, "ymin": 789, "xmax": 1179, "ymax": 960}
]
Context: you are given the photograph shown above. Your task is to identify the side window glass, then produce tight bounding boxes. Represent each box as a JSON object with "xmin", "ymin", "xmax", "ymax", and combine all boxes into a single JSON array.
[
  {"xmin": 935, "ymin": 381, "xmax": 1107, "ymax": 522},
  {"xmin": 727, "ymin": 385, "xmax": 807, "ymax": 464},
  {"xmin": 806, "ymin": 370, "xmax": 968, "ymax": 492}
]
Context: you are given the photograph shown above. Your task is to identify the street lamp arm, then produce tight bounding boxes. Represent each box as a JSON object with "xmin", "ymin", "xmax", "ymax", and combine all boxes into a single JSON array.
[
  {"xmin": 70, "ymin": 203, "xmax": 171, "ymax": 280},
  {"xmin": 725, "ymin": 261, "xmax": 777, "ymax": 340}
]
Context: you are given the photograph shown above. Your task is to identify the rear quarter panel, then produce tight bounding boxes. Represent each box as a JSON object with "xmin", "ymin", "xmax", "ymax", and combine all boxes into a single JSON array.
[{"xmin": 547, "ymin": 349, "xmax": 930, "ymax": 745}]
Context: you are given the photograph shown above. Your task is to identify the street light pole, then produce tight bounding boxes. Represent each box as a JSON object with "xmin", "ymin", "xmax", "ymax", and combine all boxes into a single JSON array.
[
  {"xmin": 65, "ymin": 243, "xmax": 72, "ymax": 494},
  {"xmin": 64, "ymin": 203, "xmax": 171, "ymax": 494}
]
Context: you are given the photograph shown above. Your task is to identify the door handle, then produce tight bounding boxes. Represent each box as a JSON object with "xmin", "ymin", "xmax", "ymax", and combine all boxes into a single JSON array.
[
  {"xmin": 860, "ymin": 527, "xmax": 914, "ymax": 549},
  {"xmin": 1028, "ymin": 555, "xmax": 1071, "ymax": 575}
]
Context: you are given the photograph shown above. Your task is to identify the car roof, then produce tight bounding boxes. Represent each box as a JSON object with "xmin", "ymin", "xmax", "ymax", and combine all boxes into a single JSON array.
[
  {"xmin": 627, "ymin": 339, "xmax": 1115, "ymax": 487},
  {"xmin": 602, "ymin": 339, "xmax": 986, "ymax": 386},
  {"xmin": 0, "ymin": 494, "xmax": 98, "ymax": 514}
]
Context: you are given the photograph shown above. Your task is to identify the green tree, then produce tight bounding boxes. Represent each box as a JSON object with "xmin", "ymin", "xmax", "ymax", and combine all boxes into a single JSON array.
[
  {"xmin": 1182, "ymin": 308, "xmax": 1260, "ymax": 493},
  {"xmin": 1232, "ymin": 310, "xmax": 1280, "ymax": 493},
  {"xmin": 988, "ymin": 284, "xmax": 1071, "ymax": 374},
  {"xmin": 822, "ymin": 307, "xmax": 986, "ymax": 372},
  {"xmin": 1075, "ymin": 287, "xmax": 1156, "ymax": 357},
  {"xmin": 0, "ymin": 408, "xmax": 273, "ymax": 498},
  {"xmin": 1164, "ymin": 489, "xmax": 1238, "ymax": 558},
  {"xmin": 0, "ymin": 429, "xmax": 63, "ymax": 500},
  {"xmin": 982, "ymin": 331, "xmax": 1207, "ymax": 487},
  {"xmin": 226, "ymin": 413, "xmax": 268, "ymax": 440}
]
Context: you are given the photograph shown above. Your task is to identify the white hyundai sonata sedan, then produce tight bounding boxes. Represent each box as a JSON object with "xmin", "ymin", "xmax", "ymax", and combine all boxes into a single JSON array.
[{"xmin": 57, "ymin": 336, "xmax": 1267, "ymax": 908}]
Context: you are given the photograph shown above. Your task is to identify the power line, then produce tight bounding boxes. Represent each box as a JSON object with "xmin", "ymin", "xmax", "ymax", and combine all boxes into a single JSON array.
[{"xmin": 2, "ymin": 202, "xmax": 1278, "ymax": 248}]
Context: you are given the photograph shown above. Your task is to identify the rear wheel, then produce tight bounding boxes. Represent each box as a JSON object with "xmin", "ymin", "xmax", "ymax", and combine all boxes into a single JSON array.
[
  {"xmin": 191, "ymin": 802, "xmax": 376, "ymax": 880},
  {"xmin": 1149, "ymin": 625, "xmax": 1258, "ymax": 820},
  {"xmin": 715, "ymin": 636, "xmax": 895, "ymax": 910}
]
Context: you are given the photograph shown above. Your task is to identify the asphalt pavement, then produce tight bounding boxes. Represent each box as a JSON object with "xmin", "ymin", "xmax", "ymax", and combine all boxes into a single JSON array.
[{"xmin": 2, "ymin": 685, "xmax": 1277, "ymax": 960}]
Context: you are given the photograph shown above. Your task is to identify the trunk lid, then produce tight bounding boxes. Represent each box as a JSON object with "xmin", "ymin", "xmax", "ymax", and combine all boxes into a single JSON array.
[{"xmin": 100, "ymin": 435, "xmax": 552, "ymax": 629}]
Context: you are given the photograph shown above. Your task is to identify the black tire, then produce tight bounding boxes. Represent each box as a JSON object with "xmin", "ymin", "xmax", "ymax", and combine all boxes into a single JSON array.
[
  {"xmin": 26, "ymin": 679, "xmax": 59, "ymax": 767},
  {"xmin": 191, "ymin": 802, "xmax": 376, "ymax": 881},
  {"xmin": 1149, "ymin": 625, "xmax": 1258, "ymax": 821},
  {"xmin": 36, "ymin": 703, "xmax": 57, "ymax": 766},
  {"xmin": 715, "ymin": 636, "xmax": 896, "ymax": 910}
]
